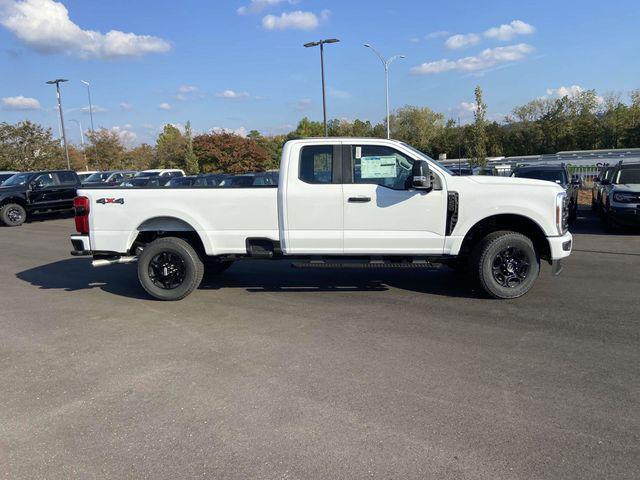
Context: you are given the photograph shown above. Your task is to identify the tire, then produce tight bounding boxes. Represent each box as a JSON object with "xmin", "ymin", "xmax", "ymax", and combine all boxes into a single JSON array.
[
  {"xmin": 137, "ymin": 237, "xmax": 204, "ymax": 301},
  {"xmin": 472, "ymin": 231, "xmax": 540, "ymax": 299},
  {"xmin": 205, "ymin": 260, "xmax": 234, "ymax": 275},
  {"xmin": 0, "ymin": 203, "xmax": 27, "ymax": 227}
]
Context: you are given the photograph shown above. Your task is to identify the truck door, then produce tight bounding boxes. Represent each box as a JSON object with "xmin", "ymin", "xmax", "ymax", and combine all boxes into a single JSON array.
[
  {"xmin": 282, "ymin": 144, "xmax": 344, "ymax": 254},
  {"xmin": 27, "ymin": 173, "xmax": 59, "ymax": 210},
  {"xmin": 54, "ymin": 172, "xmax": 79, "ymax": 209},
  {"xmin": 341, "ymin": 144, "xmax": 447, "ymax": 255}
]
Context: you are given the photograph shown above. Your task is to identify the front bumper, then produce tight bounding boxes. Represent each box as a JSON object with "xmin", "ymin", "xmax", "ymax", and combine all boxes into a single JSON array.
[
  {"xmin": 547, "ymin": 232, "xmax": 573, "ymax": 260},
  {"xmin": 70, "ymin": 235, "xmax": 91, "ymax": 256},
  {"xmin": 607, "ymin": 205, "xmax": 640, "ymax": 226}
]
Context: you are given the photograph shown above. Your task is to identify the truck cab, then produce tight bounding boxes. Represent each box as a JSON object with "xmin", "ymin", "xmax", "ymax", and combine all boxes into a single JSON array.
[{"xmin": 70, "ymin": 138, "xmax": 572, "ymax": 301}]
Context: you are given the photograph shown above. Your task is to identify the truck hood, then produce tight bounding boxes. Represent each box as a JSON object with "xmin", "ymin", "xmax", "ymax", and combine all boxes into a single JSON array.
[
  {"xmin": 466, "ymin": 175, "xmax": 564, "ymax": 190},
  {"xmin": 612, "ymin": 183, "xmax": 640, "ymax": 193},
  {"xmin": 0, "ymin": 185, "xmax": 24, "ymax": 195}
]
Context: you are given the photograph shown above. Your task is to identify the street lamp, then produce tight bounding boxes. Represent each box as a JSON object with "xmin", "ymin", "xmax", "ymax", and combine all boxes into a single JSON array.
[
  {"xmin": 46, "ymin": 79, "xmax": 70, "ymax": 169},
  {"xmin": 364, "ymin": 44, "xmax": 405, "ymax": 139},
  {"xmin": 81, "ymin": 80, "xmax": 94, "ymax": 132},
  {"xmin": 304, "ymin": 38, "xmax": 340, "ymax": 136}
]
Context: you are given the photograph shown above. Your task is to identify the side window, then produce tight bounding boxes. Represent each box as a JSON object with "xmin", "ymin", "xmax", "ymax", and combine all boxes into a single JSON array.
[
  {"xmin": 299, "ymin": 145, "xmax": 333, "ymax": 184},
  {"xmin": 34, "ymin": 173, "xmax": 57, "ymax": 187},
  {"xmin": 56, "ymin": 171, "xmax": 77, "ymax": 185},
  {"xmin": 111, "ymin": 174, "xmax": 122, "ymax": 182},
  {"xmin": 350, "ymin": 145, "xmax": 414, "ymax": 190}
]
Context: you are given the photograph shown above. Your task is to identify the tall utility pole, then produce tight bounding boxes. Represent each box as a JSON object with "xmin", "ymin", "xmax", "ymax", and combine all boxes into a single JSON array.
[
  {"xmin": 81, "ymin": 80, "xmax": 95, "ymax": 132},
  {"xmin": 303, "ymin": 38, "xmax": 340, "ymax": 136},
  {"xmin": 364, "ymin": 44, "xmax": 405, "ymax": 139},
  {"xmin": 46, "ymin": 79, "xmax": 70, "ymax": 169}
]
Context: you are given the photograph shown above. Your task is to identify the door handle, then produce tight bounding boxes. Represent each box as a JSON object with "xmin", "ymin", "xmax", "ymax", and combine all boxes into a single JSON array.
[{"xmin": 348, "ymin": 196, "xmax": 371, "ymax": 203}]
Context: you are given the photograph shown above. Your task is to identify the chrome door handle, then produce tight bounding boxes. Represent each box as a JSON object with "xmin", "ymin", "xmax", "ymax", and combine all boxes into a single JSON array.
[{"xmin": 348, "ymin": 196, "xmax": 371, "ymax": 203}]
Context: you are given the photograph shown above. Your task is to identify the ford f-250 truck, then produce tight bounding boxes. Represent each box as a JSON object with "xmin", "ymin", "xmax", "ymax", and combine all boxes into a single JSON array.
[{"xmin": 70, "ymin": 138, "xmax": 573, "ymax": 301}]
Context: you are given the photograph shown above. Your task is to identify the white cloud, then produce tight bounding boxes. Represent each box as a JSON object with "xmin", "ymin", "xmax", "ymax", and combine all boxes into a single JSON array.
[
  {"xmin": 81, "ymin": 105, "xmax": 106, "ymax": 114},
  {"xmin": 1, "ymin": 95, "xmax": 41, "ymax": 110},
  {"xmin": 177, "ymin": 85, "xmax": 197, "ymax": 93},
  {"xmin": 216, "ymin": 89, "xmax": 250, "ymax": 99},
  {"xmin": 426, "ymin": 30, "xmax": 450, "ymax": 39},
  {"xmin": 210, "ymin": 126, "xmax": 248, "ymax": 137},
  {"xmin": 262, "ymin": 10, "xmax": 329, "ymax": 31},
  {"xmin": 459, "ymin": 102, "xmax": 477, "ymax": 113},
  {"xmin": 485, "ymin": 20, "xmax": 534, "ymax": 41},
  {"xmin": 0, "ymin": 0, "xmax": 171, "ymax": 60},
  {"xmin": 411, "ymin": 43, "xmax": 534, "ymax": 75},
  {"xmin": 110, "ymin": 125, "xmax": 137, "ymax": 146},
  {"xmin": 545, "ymin": 85, "xmax": 604, "ymax": 104},
  {"xmin": 237, "ymin": 0, "xmax": 298, "ymax": 15},
  {"xmin": 158, "ymin": 103, "xmax": 171, "ymax": 111},
  {"xmin": 119, "ymin": 102, "xmax": 132, "ymax": 111},
  {"xmin": 445, "ymin": 33, "xmax": 481, "ymax": 50}
]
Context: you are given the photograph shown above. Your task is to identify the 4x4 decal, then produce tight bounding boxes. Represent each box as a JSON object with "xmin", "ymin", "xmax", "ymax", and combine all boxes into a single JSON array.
[{"xmin": 96, "ymin": 198, "xmax": 124, "ymax": 205}]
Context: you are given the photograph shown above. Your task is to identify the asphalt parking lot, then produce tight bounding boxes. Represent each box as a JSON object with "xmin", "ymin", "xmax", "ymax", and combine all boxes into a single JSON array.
[{"xmin": 1, "ymin": 210, "xmax": 639, "ymax": 479}]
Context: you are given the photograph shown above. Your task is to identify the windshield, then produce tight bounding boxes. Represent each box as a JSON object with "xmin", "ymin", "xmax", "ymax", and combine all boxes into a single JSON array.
[
  {"xmin": 399, "ymin": 142, "xmax": 454, "ymax": 175},
  {"xmin": 136, "ymin": 171, "xmax": 160, "ymax": 178},
  {"xmin": 513, "ymin": 169, "xmax": 567, "ymax": 184},
  {"xmin": 616, "ymin": 167, "xmax": 640, "ymax": 184},
  {"xmin": 2, "ymin": 172, "xmax": 32, "ymax": 187},
  {"xmin": 85, "ymin": 172, "xmax": 111, "ymax": 182}
]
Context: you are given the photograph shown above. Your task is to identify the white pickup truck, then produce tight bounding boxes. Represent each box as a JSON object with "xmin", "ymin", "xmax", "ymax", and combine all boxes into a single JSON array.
[{"xmin": 70, "ymin": 138, "xmax": 573, "ymax": 300}]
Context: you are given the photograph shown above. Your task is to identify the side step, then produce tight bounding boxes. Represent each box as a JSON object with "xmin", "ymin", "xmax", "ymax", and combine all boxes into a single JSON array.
[{"xmin": 291, "ymin": 260, "xmax": 438, "ymax": 269}]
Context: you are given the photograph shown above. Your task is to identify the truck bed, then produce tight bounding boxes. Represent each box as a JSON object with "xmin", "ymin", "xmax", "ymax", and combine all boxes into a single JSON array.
[{"xmin": 80, "ymin": 187, "xmax": 279, "ymax": 255}]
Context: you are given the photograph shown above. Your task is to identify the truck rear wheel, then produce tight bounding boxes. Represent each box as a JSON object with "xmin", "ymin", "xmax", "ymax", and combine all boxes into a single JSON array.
[
  {"xmin": 0, "ymin": 203, "xmax": 27, "ymax": 227},
  {"xmin": 473, "ymin": 231, "xmax": 540, "ymax": 299},
  {"xmin": 137, "ymin": 237, "xmax": 204, "ymax": 301}
]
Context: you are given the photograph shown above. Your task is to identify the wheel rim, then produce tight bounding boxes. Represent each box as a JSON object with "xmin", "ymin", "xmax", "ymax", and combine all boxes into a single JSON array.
[
  {"xmin": 148, "ymin": 251, "xmax": 186, "ymax": 290},
  {"xmin": 6, "ymin": 207, "xmax": 24, "ymax": 224},
  {"xmin": 491, "ymin": 246, "xmax": 530, "ymax": 288}
]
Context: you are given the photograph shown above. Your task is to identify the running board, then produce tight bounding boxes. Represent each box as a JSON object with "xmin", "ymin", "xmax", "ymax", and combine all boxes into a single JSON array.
[{"xmin": 291, "ymin": 260, "xmax": 439, "ymax": 269}]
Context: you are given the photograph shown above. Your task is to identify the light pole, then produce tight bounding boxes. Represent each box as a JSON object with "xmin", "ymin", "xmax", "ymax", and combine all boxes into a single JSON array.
[
  {"xmin": 304, "ymin": 38, "xmax": 340, "ymax": 136},
  {"xmin": 364, "ymin": 44, "xmax": 405, "ymax": 139},
  {"xmin": 46, "ymin": 79, "xmax": 70, "ymax": 169},
  {"xmin": 81, "ymin": 80, "xmax": 95, "ymax": 132}
]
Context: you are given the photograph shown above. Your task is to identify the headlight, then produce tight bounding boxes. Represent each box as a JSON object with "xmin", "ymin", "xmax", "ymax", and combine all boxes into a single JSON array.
[
  {"xmin": 555, "ymin": 191, "xmax": 568, "ymax": 235},
  {"xmin": 613, "ymin": 192, "xmax": 637, "ymax": 203}
]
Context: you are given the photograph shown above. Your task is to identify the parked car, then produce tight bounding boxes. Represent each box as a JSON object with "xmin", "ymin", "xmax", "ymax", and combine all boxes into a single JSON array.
[
  {"xmin": 599, "ymin": 161, "xmax": 640, "ymax": 230},
  {"xmin": 71, "ymin": 138, "xmax": 572, "ymax": 301},
  {"xmin": 165, "ymin": 176, "xmax": 207, "ymax": 187},
  {"xmin": 77, "ymin": 171, "xmax": 99, "ymax": 182},
  {"xmin": 82, "ymin": 170, "xmax": 137, "ymax": 187},
  {"xmin": 198, "ymin": 173, "xmax": 230, "ymax": 186},
  {"xmin": 452, "ymin": 167, "xmax": 474, "ymax": 176},
  {"xmin": 0, "ymin": 170, "xmax": 80, "ymax": 226},
  {"xmin": 511, "ymin": 163, "xmax": 579, "ymax": 225},
  {"xmin": 591, "ymin": 164, "xmax": 614, "ymax": 213},
  {"xmin": 135, "ymin": 169, "xmax": 185, "ymax": 185},
  {"xmin": 120, "ymin": 176, "xmax": 161, "ymax": 188},
  {"xmin": 0, "ymin": 171, "xmax": 19, "ymax": 185},
  {"xmin": 220, "ymin": 172, "xmax": 279, "ymax": 187}
]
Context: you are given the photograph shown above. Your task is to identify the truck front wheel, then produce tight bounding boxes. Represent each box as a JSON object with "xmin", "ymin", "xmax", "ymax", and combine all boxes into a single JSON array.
[
  {"xmin": 473, "ymin": 231, "xmax": 540, "ymax": 299},
  {"xmin": 0, "ymin": 203, "xmax": 27, "ymax": 227},
  {"xmin": 137, "ymin": 237, "xmax": 204, "ymax": 301}
]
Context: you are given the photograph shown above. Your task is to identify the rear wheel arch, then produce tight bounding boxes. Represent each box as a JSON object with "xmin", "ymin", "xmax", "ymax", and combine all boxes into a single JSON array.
[
  {"xmin": 458, "ymin": 214, "xmax": 551, "ymax": 264},
  {"xmin": 130, "ymin": 216, "xmax": 209, "ymax": 258},
  {"xmin": 0, "ymin": 196, "xmax": 27, "ymax": 208}
]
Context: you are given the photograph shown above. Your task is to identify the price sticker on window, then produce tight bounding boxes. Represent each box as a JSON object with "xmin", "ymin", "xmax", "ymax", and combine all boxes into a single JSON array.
[{"xmin": 360, "ymin": 156, "xmax": 397, "ymax": 179}]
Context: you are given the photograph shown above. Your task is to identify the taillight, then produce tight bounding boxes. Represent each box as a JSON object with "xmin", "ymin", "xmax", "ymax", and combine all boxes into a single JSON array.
[{"xmin": 74, "ymin": 196, "xmax": 90, "ymax": 234}]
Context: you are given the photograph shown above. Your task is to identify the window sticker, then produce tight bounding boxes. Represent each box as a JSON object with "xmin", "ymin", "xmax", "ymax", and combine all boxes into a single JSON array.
[{"xmin": 360, "ymin": 155, "xmax": 397, "ymax": 178}]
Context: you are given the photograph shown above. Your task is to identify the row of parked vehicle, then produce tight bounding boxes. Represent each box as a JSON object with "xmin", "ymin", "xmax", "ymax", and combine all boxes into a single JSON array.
[
  {"xmin": 0, "ymin": 168, "xmax": 279, "ymax": 227},
  {"xmin": 591, "ymin": 161, "xmax": 640, "ymax": 230}
]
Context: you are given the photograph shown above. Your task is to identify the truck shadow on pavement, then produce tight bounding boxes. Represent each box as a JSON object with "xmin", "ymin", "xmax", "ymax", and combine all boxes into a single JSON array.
[{"xmin": 17, "ymin": 258, "xmax": 482, "ymax": 300}]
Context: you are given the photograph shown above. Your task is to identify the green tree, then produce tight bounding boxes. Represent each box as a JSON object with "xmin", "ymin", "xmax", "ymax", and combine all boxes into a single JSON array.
[
  {"xmin": 193, "ymin": 133, "xmax": 271, "ymax": 174},
  {"xmin": 155, "ymin": 124, "xmax": 187, "ymax": 170},
  {"xmin": 122, "ymin": 144, "xmax": 155, "ymax": 170},
  {"xmin": 0, "ymin": 121, "xmax": 63, "ymax": 171},
  {"xmin": 85, "ymin": 128, "xmax": 126, "ymax": 170},
  {"xmin": 388, "ymin": 105, "xmax": 444, "ymax": 154},
  {"xmin": 184, "ymin": 121, "xmax": 199, "ymax": 174},
  {"xmin": 468, "ymin": 86, "xmax": 488, "ymax": 166}
]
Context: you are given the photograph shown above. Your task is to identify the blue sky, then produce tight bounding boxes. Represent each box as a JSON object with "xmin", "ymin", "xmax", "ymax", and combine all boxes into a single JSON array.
[{"xmin": 1, "ymin": 0, "xmax": 638, "ymax": 146}]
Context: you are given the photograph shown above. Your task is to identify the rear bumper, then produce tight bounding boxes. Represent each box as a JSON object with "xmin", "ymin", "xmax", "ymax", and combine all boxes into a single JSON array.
[
  {"xmin": 70, "ymin": 235, "xmax": 91, "ymax": 256},
  {"xmin": 547, "ymin": 232, "xmax": 572, "ymax": 260}
]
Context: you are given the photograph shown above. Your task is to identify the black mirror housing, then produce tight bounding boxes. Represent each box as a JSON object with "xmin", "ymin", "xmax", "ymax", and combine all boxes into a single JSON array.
[{"xmin": 412, "ymin": 160, "xmax": 432, "ymax": 190}]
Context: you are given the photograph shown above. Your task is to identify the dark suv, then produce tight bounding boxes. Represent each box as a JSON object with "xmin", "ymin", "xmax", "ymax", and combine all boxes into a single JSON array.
[
  {"xmin": 511, "ymin": 163, "xmax": 580, "ymax": 225},
  {"xmin": 0, "ymin": 170, "xmax": 80, "ymax": 226}
]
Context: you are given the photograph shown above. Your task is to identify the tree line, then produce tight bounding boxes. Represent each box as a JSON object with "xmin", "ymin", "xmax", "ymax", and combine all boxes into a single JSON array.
[{"xmin": 1, "ymin": 86, "xmax": 639, "ymax": 174}]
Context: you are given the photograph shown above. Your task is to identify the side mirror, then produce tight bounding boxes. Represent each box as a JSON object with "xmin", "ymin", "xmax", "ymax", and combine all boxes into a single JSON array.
[{"xmin": 411, "ymin": 160, "xmax": 431, "ymax": 190}]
